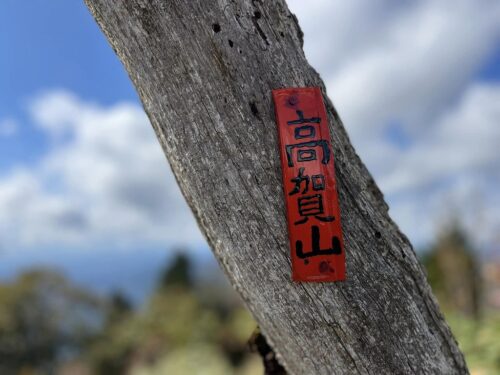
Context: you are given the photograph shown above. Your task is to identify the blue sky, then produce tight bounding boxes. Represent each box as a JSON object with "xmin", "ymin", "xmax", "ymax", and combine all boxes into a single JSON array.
[
  {"xmin": 0, "ymin": 1, "xmax": 201, "ymax": 297},
  {"xmin": 0, "ymin": 1, "xmax": 137, "ymax": 170},
  {"xmin": 1, "ymin": 1, "xmax": 499, "ymax": 298}
]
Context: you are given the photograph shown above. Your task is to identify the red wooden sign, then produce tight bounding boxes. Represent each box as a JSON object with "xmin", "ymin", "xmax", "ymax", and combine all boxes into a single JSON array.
[{"xmin": 273, "ymin": 87, "xmax": 345, "ymax": 282}]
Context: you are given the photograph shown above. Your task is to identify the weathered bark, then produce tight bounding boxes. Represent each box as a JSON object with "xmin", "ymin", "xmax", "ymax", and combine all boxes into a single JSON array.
[{"xmin": 84, "ymin": 1, "xmax": 468, "ymax": 374}]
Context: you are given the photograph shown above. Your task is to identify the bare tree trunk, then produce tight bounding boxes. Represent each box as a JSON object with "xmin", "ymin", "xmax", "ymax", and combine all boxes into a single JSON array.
[{"xmin": 84, "ymin": 1, "xmax": 468, "ymax": 374}]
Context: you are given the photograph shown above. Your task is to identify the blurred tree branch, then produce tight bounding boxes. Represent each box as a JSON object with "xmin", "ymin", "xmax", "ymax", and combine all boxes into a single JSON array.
[{"xmin": 249, "ymin": 328, "xmax": 287, "ymax": 375}]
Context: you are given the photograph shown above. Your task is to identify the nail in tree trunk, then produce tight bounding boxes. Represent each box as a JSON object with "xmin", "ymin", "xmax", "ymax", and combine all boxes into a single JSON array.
[{"xmin": 84, "ymin": 1, "xmax": 469, "ymax": 374}]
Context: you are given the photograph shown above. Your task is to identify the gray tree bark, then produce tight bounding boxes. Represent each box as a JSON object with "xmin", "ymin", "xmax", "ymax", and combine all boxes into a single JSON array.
[{"xmin": 84, "ymin": 1, "xmax": 468, "ymax": 374}]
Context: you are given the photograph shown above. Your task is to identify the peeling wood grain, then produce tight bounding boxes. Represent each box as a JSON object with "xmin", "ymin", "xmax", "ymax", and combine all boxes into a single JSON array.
[{"xmin": 84, "ymin": 1, "xmax": 469, "ymax": 374}]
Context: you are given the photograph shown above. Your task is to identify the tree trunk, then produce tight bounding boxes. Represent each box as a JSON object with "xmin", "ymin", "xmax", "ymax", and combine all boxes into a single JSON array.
[{"xmin": 83, "ymin": 1, "xmax": 468, "ymax": 374}]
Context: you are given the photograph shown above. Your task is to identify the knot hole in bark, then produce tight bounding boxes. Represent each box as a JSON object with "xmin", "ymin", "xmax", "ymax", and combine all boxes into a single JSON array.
[
  {"xmin": 212, "ymin": 23, "xmax": 221, "ymax": 33},
  {"xmin": 249, "ymin": 101, "xmax": 260, "ymax": 118}
]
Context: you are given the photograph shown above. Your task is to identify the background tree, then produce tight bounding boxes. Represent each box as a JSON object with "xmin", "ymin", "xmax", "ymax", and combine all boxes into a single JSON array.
[
  {"xmin": 422, "ymin": 224, "xmax": 482, "ymax": 319},
  {"xmin": 86, "ymin": 255, "xmax": 258, "ymax": 375},
  {"xmin": 0, "ymin": 270, "xmax": 104, "ymax": 374},
  {"xmin": 158, "ymin": 252, "xmax": 193, "ymax": 290}
]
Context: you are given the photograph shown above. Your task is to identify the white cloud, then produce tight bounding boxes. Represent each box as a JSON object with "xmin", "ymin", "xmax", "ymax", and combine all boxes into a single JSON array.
[
  {"xmin": 289, "ymin": 0, "xmax": 500, "ymax": 140},
  {"xmin": 0, "ymin": 90, "xmax": 204, "ymax": 252},
  {"xmin": 380, "ymin": 83, "xmax": 500, "ymax": 194},
  {"xmin": 288, "ymin": 0, "xmax": 500, "ymax": 249},
  {"xmin": 378, "ymin": 83, "xmax": 500, "ymax": 248},
  {"xmin": 0, "ymin": 118, "xmax": 18, "ymax": 137},
  {"xmin": 30, "ymin": 90, "xmax": 84, "ymax": 135}
]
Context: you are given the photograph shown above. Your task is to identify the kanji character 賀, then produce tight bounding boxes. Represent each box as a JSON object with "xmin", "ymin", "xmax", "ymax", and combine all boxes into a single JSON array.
[{"xmin": 294, "ymin": 194, "xmax": 334, "ymax": 225}]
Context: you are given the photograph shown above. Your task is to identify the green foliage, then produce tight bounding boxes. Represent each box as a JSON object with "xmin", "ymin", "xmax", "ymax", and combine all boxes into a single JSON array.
[
  {"xmin": 0, "ymin": 269, "xmax": 105, "ymax": 374},
  {"xmin": 0, "ymin": 257, "xmax": 260, "ymax": 374},
  {"xmin": 131, "ymin": 344, "xmax": 234, "ymax": 375},
  {"xmin": 87, "ymin": 286, "xmax": 258, "ymax": 374},
  {"xmin": 421, "ymin": 223, "xmax": 499, "ymax": 374},
  {"xmin": 158, "ymin": 252, "xmax": 192, "ymax": 289},
  {"xmin": 421, "ymin": 224, "xmax": 481, "ymax": 318},
  {"xmin": 86, "ymin": 256, "xmax": 259, "ymax": 374},
  {"xmin": 1, "ymin": 247, "xmax": 499, "ymax": 375},
  {"xmin": 446, "ymin": 311, "xmax": 500, "ymax": 374}
]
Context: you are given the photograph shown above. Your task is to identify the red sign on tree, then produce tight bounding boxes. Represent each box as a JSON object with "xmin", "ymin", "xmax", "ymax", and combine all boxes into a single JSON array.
[{"xmin": 273, "ymin": 87, "xmax": 345, "ymax": 282}]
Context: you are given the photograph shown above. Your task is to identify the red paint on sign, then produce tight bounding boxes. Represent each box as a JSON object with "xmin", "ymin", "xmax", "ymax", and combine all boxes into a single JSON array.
[{"xmin": 272, "ymin": 87, "xmax": 345, "ymax": 282}]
